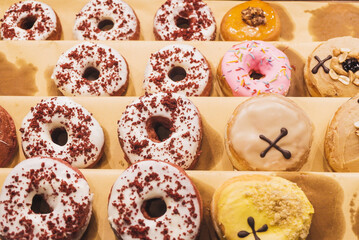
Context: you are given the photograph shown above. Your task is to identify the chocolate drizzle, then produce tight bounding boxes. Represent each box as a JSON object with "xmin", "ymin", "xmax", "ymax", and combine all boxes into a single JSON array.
[
  {"xmin": 237, "ymin": 216, "xmax": 268, "ymax": 240},
  {"xmin": 259, "ymin": 128, "xmax": 291, "ymax": 159},
  {"xmin": 312, "ymin": 55, "xmax": 332, "ymax": 74}
]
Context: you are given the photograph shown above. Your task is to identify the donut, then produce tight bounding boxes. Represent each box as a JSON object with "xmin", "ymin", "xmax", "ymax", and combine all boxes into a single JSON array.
[
  {"xmin": 51, "ymin": 42, "xmax": 129, "ymax": 96},
  {"xmin": 0, "ymin": 106, "xmax": 17, "ymax": 167},
  {"xmin": 304, "ymin": 36, "xmax": 359, "ymax": 97},
  {"xmin": 324, "ymin": 94, "xmax": 359, "ymax": 172},
  {"xmin": 0, "ymin": 156, "xmax": 93, "ymax": 240},
  {"xmin": 143, "ymin": 44, "xmax": 212, "ymax": 96},
  {"xmin": 220, "ymin": 0, "xmax": 280, "ymax": 41},
  {"xmin": 108, "ymin": 159, "xmax": 202, "ymax": 239},
  {"xmin": 153, "ymin": 0, "xmax": 216, "ymax": 41},
  {"xmin": 0, "ymin": 0, "xmax": 62, "ymax": 40},
  {"xmin": 73, "ymin": 0, "xmax": 140, "ymax": 40},
  {"xmin": 226, "ymin": 94, "xmax": 313, "ymax": 171},
  {"xmin": 117, "ymin": 92, "xmax": 202, "ymax": 169},
  {"xmin": 20, "ymin": 97, "xmax": 105, "ymax": 168},
  {"xmin": 217, "ymin": 41, "xmax": 291, "ymax": 96},
  {"xmin": 211, "ymin": 174, "xmax": 314, "ymax": 240}
]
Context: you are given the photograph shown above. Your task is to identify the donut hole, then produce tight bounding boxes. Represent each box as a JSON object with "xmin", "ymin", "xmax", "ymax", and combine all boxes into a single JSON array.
[
  {"xmin": 31, "ymin": 194, "xmax": 52, "ymax": 214},
  {"xmin": 83, "ymin": 67, "xmax": 100, "ymax": 81},
  {"xmin": 18, "ymin": 15, "xmax": 37, "ymax": 30},
  {"xmin": 249, "ymin": 70, "xmax": 265, "ymax": 80},
  {"xmin": 98, "ymin": 19, "xmax": 114, "ymax": 31},
  {"xmin": 146, "ymin": 116, "xmax": 174, "ymax": 142},
  {"xmin": 51, "ymin": 127, "xmax": 68, "ymax": 146},
  {"xmin": 168, "ymin": 66, "xmax": 187, "ymax": 82},
  {"xmin": 176, "ymin": 17, "xmax": 190, "ymax": 29},
  {"xmin": 141, "ymin": 198, "xmax": 167, "ymax": 219}
]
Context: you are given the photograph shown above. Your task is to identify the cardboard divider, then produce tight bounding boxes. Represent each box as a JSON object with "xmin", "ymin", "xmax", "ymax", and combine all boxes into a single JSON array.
[
  {"xmin": 0, "ymin": 169, "xmax": 357, "ymax": 239},
  {"xmin": 0, "ymin": 96, "xmax": 348, "ymax": 171},
  {"xmin": 1, "ymin": 0, "xmax": 359, "ymax": 42}
]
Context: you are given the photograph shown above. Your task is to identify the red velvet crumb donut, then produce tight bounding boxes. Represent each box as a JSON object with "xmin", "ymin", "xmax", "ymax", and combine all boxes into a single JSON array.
[
  {"xmin": 108, "ymin": 159, "xmax": 203, "ymax": 239},
  {"xmin": 0, "ymin": 106, "xmax": 17, "ymax": 167},
  {"xmin": 0, "ymin": 0, "xmax": 62, "ymax": 40},
  {"xmin": 0, "ymin": 157, "xmax": 93, "ymax": 240}
]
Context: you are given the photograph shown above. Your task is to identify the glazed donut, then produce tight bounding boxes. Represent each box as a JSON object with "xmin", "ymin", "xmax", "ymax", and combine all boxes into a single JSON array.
[
  {"xmin": 117, "ymin": 92, "xmax": 202, "ymax": 169},
  {"xmin": 218, "ymin": 41, "xmax": 291, "ymax": 96},
  {"xmin": 143, "ymin": 44, "xmax": 212, "ymax": 96},
  {"xmin": 73, "ymin": 0, "xmax": 140, "ymax": 40},
  {"xmin": 51, "ymin": 42, "xmax": 129, "ymax": 96},
  {"xmin": 153, "ymin": 0, "xmax": 216, "ymax": 41},
  {"xmin": 0, "ymin": 106, "xmax": 17, "ymax": 167},
  {"xmin": 0, "ymin": 156, "xmax": 93, "ymax": 240},
  {"xmin": 20, "ymin": 97, "xmax": 105, "ymax": 168},
  {"xmin": 108, "ymin": 160, "xmax": 202, "ymax": 239},
  {"xmin": 0, "ymin": 0, "xmax": 62, "ymax": 40}
]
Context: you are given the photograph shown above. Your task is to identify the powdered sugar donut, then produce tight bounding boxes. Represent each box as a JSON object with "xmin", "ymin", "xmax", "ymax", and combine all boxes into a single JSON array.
[
  {"xmin": 20, "ymin": 97, "xmax": 104, "ymax": 168},
  {"xmin": 218, "ymin": 41, "xmax": 292, "ymax": 96},
  {"xmin": 0, "ymin": 0, "xmax": 62, "ymax": 40},
  {"xmin": 117, "ymin": 92, "xmax": 202, "ymax": 169},
  {"xmin": 51, "ymin": 42, "xmax": 129, "ymax": 96},
  {"xmin": 108, "ymin": 160, "xmax": 202, "ymax": 239},
  {"xmin": 153, "ymin": 0, "xmax": 216, "ymax": 41},
  {"xmin": 143, "ymin": 44, "xmax": 212, "ymax": 96},
  {"xmin": 0, "ymin": 157, "xmax": 93, "ymax": 240},
  {"xmin": 74, "ymin": 0, "xmax": 140, "ymax": 40}
]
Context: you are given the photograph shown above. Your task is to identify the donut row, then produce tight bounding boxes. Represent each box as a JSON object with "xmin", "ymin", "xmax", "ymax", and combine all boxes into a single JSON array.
[
  {"xmin": 0, "ymin": 157, "xmax": 315, "ymax": 240},
  {"xmin": 2, "ymin": 92, "xmax": 359, "ymax": 172},
  {"xmin": 0, "ymin": 0, "xmax": 284, "ymax": 41}
]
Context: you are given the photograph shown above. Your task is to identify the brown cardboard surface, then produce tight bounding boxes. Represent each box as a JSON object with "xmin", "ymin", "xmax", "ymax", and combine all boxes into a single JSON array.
[
  {"xmin": 0, "ymin": 96, "xmax": 349, "ymax": 171},
  {"xmin": 1, "ymin": 0, "xmax": 359, "ymax": 42},
  {"xmin": 0, "ymin": 40, "xmax": 316, "ymax": 97},
  {"xmin": 0, "ymin": 169, "xmax": 357, "ymax": 239}
]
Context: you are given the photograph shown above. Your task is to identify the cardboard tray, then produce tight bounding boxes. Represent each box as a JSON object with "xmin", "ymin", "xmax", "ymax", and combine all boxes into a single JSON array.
[
  {"xmin": 0, "ymin": 169, "xmax": 357, "ymax": 239},
  {"xmin": 1, "ymin": 0, "xmax": 359, "ymax": 42}
]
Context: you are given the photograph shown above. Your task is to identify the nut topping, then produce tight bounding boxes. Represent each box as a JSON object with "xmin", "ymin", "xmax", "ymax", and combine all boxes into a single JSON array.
[{"xmin": 241, "ymin": 7, "xmax": 266, "ymax": 27}]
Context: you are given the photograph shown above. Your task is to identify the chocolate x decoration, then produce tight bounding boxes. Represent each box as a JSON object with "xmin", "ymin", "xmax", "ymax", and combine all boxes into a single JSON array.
[
  {"xmin": 238, "ymin": 216, "xmax": 268, "ymax": 240},
  {"xmin": 259, "ymin": 128, "xmax": 291, "ymax": 159},
  {"xmin": 311, "ymin": 55, "xmax": 332, "ymax": 74}
]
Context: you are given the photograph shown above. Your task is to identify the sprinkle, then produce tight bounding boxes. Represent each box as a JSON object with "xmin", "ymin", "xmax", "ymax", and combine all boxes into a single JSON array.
[
  {"xmin": 235, "ymin": 67, "xmax": 244, "ymax": 71},
  {"xmin": 247, "ymin": 62, "xmax": 250, "ymax": 67},
  {"xmin": 227, "ymin": 60, "xmax": 238, "ymax": 63},
  {"xmin": 260, "ymin": 59, "xmax": 263, "ymax": 65},
  {"xmin": 285, "ymin": 63, "xmax": 293, "ymax": 70},
  {"xmin": 278, "ymin": 56, "xmax": 285, "ymax": 59},
  {"xmin": 239, "ymin": 54, "xmax": 243, "ymax": 62},
  {"xmin": 261, "ymin": 48, "xmax": 266, "ymax": 53},
  {"xmin": 234, "ymin": 87, "xmax": 239, "ymax": 93},
  {"xmin": 257, "ymin": 90, "xmax": 261, "ymax": 95},
  {"xmin": 241, "ymin": 79, "xmax": 245, "ymax": 86},
  {"xmin": 269, "ymin": 74, "xmax": 278, "ymax": 83},
  {"xmin": 249, "ymin": 53, "xmax": 255, "ymax": 60}
]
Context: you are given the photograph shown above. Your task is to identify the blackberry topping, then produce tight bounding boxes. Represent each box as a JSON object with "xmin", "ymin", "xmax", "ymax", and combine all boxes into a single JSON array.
[{"xmin": 342, "ymin": 58, "xmax": 359, "ymax": 73}]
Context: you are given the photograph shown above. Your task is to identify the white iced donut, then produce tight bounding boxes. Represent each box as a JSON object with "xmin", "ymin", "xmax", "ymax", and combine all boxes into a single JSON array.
[
  {"xmin": 143, "ymin": 44, "xmax": 212, "ymax": 96},
  {"xmin": 153, "ymin": 0, "xmax": 216, "ymax": 41},
  {"xmin": 117, "ymin": 92, "xmax": 202, "ymax": 169},
  {"xmin": 108, "ymin": 160, "xmax": 202, "ymax": 239},
  {"xmin": 52, "ymin": 42, "xmax": 129, "ymax": 96},
  {"xmin": 0, "ymin": 157, "xmax": 93, "ymax": 240},
  {"xmin": 0, "ymin": 0, "xmax": 62, "ymax": 40},
  {"xmin": 20, "ymin": 97, "xmax": 105, "ymax": 168},
  {"xmin": 73, "ymin": 0, "xmax": 140, "ymax": 40}
]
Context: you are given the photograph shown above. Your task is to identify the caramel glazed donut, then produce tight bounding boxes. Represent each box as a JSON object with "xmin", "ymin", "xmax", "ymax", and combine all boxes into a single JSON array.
[
  {"xmin": 153, "ymin": 0, "xmax": 216, "ymax": 41},
  {"xmin": 0, "ymin": 0, "xmax": 62, "ymax": 40},
  {"xmin": 52, "ymin": 42, "xmax": 129, "ymax": 96},
  {"xmin": 118, "ymin": 92, "xmax": 202, "ymax": 170},
  {"xmin": 143, "ymin": 44, "xmax": 212, "ymax": 96},
  {"xmin": 73, "ymin": 0, "xmax": 140, "ymax": 40},
  {"xmin": 108, "ymin": 160, "xmax": 202, "ymax": 239},
  {"xmin": 20, "ymin": 97, "xmax": 105, "ymax": 169},
  {"xmin": 0, "ymin": 157, "xmax": 93, "ymax": 240}
]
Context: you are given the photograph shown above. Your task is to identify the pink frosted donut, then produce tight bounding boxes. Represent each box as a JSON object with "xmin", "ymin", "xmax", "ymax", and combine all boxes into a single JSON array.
[{"xmin": 217, "ymin": 41, "xmax": 292, "ymax": 96}]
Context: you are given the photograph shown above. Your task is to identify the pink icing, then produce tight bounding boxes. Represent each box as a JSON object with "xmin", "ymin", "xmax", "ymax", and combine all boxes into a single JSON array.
[{"xmin": 221, "ymin": 41, "xmax": 291, "ymax": 96}]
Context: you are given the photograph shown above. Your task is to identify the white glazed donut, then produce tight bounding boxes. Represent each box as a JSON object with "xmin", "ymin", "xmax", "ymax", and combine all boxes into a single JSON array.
[
  {"xmin": 73, "ymin": 0, "xmax": 140, "ymax": 40},
  {"xmin": 0, "ymin": 0, "xmax": 62, "ymax": 40},
  {"xmin": 20, "ymin": 97, "xmax": 105, "ymax": 168},
  {"xmin": 108, "ymin": 160, "xmax": 202, "ymax": 239},
  {"xmin": 51, "ymin": 42, "xmax": 129, "ymax": 96},
  {"xmin": 0, "ymin": 156, "xmax": 93, "ymax": 240},
  {"xmin": 143, "ymin": 44, "xmax": 212, "ymax": 96},
  {"xmin": 153, "ymin": 0, "xmax": 216, "ymax": 41},
  {"xmin": 117, "ymin": 92, "xmax": 202, "ymax": 169}
]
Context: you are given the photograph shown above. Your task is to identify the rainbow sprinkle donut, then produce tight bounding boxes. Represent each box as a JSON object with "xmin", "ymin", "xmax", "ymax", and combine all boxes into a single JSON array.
[{"xmin": 217, "ymin": 41, "xmax": 291, "ymax": 96}]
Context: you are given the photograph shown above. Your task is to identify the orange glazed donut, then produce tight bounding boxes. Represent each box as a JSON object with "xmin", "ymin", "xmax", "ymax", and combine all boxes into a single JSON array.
[
  {"xmin": 220, "ymin": 0, "xmax": 280, "ymax": 41},
  {"xmin": 0, "ymin": 157, "xmax": 93, "ymax": 240}
]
